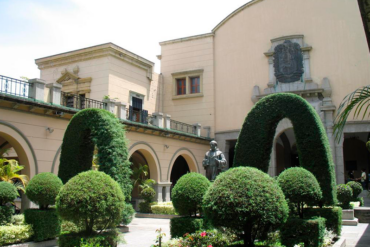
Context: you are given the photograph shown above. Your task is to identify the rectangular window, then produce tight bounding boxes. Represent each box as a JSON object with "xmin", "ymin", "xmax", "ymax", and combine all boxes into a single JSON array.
[
  {"xmin": 190, "ymin": 77, "xmax": 200, "ymax": 94},
  {"xmin": 176, "ymin": 78, "xmax": 186, "ymax": 95}
]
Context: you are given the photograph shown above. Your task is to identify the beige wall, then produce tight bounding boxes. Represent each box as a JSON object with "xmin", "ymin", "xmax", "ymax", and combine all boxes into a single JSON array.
[
  {"xmin": 39, "ymin": 57, "xmax": 111, "ymax": 102},
  {"xmin": 160, "ymin": 36, "xmax": 215, "ymax": 137},
  {"xmin": 213, "ymin": 0, "xmax": 370, "ymax": 132},
  {"xmin": 107, "ymin": 56, "xmax": 160, "ymax": 114}
]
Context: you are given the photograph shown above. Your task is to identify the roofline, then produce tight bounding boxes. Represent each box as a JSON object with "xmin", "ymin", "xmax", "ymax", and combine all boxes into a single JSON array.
[
  {"xmin": 35, "ymin": 42, "xmax": 154, "ymax": 66},
  {"xmin": 159, "ymin": 33, "xmax": 214, "ymax": 46},
  {"xmin": 212, "ymin": 0, "xmax": 263, "ymax": 32}
]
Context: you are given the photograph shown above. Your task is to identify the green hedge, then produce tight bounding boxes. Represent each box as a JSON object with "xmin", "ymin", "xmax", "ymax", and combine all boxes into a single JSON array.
[
  {"xmin": 58, "ymin": 108, "xmax": 132, "ymax": 201},
  {"xmin": 337, "ymin": 184, "xmax": 353, "ymax": 209},
  {"xmin": 24, "ymin": 209, "xmax": 60, "ymax": 242},
  {"xmin": 170, "ymin": 217, "xmax": 204, "ymax": 238},
  {"xmin": 151, "ymin": 203, "xmax": 177, "ymax": 215},
  {"xmin": 233, "ymin": 93, "xmax": 337, "ymax": 206},
  {"xmin": 305, "ymin": 207, "xmax": 342, "ymax": 236},
  {"xmin": 281, "ymin": 217, "xmax": 326, "ymax": 247},
  {"xmin": 0, "ymin": 224, "xmax": 33, "ymax": 246},
  {"xmin": 0, "ymin": 205, "xmax": 14, "ymax": 225},
  {"xmin": 58, "ymin": 230, "xmax": 119, "ymax": 247}
]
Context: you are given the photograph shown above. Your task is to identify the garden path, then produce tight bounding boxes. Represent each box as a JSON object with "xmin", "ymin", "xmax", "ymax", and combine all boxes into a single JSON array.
[{"xmin": 120, "ymin": 217, "xmax": 171, "ymax": 247}]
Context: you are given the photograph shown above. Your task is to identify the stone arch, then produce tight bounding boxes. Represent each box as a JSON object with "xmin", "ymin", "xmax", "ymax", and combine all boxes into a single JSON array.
[
  {"xmin": 129, "ymin": 142, "xmax": 161, "ymax": 182},
  {"xmin": 167, "ymin": 148, "xmax": 199, "ymax": 182},
  {"xmin": 0, "ymin": 121, "xmax": 38, "ymax": 210},
  {"xmin": 51, "ymin": 145, "xmax": 61, "ymax": 174},
  {"xmin": 234, "ymin": 93, "xmax": 336, "ymax": 205}
]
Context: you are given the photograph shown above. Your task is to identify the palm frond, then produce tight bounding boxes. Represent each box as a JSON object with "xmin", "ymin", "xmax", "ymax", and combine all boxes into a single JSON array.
[{"xmin": 334, "ymin": 85, "xmax": 370, "ymax": 141}]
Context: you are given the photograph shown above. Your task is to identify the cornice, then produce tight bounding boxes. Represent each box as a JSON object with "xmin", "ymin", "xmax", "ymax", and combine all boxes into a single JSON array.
[
  {"xmin": 159, "ymin": 33, "xmax": 214, "ymax": 46},
  {"xmin": 35, "ymin": 43, "xmax": 154, "ymax": 80}
]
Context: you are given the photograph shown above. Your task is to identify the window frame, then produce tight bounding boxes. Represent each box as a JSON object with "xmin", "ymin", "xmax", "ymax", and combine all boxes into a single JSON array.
[{"xmin": 172, "ymin": 69, "xmax": 204, "ymax": 100}]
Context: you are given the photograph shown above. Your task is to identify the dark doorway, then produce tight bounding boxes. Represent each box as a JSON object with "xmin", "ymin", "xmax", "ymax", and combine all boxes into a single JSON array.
[{"xmin": 170, "ymin": 156, "xmax": 190, "ymax": 189}]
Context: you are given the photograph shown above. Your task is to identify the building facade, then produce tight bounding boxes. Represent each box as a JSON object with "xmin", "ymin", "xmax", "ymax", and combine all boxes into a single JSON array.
[{"xmin": 1, "ymin": 0, "xmax": 370, "ymax": 209}]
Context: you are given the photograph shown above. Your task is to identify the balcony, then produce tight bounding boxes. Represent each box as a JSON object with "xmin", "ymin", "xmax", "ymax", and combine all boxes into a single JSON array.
[{"xmin": 0, "ymin": 75, "xmax": 206, "ymax": 138}]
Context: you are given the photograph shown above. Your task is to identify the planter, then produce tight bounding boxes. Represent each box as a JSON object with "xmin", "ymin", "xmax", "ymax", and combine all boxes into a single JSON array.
[{"xmin": 342, "ymin": 209, "xmax": 358, "ymax": 226}]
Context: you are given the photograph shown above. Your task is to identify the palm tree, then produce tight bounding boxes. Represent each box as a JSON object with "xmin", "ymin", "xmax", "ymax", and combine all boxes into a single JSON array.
[
  {"xmin": 334, "ymin": 85, "xmax": 370, "ymax": 141},
  {"xmin": 0, "ymin": 158, "xmax": 29, "ymax": 192}
]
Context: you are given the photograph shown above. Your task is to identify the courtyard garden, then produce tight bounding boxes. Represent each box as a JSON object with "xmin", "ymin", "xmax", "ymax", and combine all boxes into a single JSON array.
[{"xmin": 0, "ymin": 93, "xmax": 369, "ymax": 247}]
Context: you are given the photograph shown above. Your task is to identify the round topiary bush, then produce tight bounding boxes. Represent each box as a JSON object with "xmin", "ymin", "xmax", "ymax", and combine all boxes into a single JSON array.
[
  {"xmin": 0, "ymin": 182, "xmax": 18, "ymax": 205},
  {"xmin": 56, "ymin": 170, "xmax": 125, "ymax": 234},
  {"xmin": 172, "ymin": 173, "xmax": 211, "ymax": 216},
  {"xmin": 337, "ymin": 184, "xmax": 353, "ymax": 209},
  {"xmin": 141, "ymin": 187, "xmax": 156, "ymax": 202},
  {"xmin": 203, "ymin": 167, "xmax": 289, "ymax": 247},
  {"xmin": 346, "ymin": 181, "xmax": 363, "ymax": 200},
  {"xmin": 277, "ymin": 167, "xmax": 322, "ymax": 218},
  {"xmin": 26, "ymin": 172, "xmax": 63, "ymax": 209}
]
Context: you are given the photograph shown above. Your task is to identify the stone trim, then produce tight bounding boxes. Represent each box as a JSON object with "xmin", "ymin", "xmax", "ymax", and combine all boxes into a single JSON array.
[
  {"xmin": 172, "ymin": 69, "xmax": 204, "ymax": 100},
  {"xmin": 212, "ymin": 0, "xmax": 264, "ymax": 32},
  {"xmin": 159, "ymin": 33, "xmax": 214, "ymax": 46},
  {"xmin": 35, "ymin": 43, "xmax": 154, "ymax": 80}
]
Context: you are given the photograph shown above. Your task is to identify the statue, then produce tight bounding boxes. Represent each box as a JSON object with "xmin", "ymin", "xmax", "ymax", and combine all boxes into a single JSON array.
[{"xmin": 202, "ymin": 140, "xmax": 227, "ymax": 180}]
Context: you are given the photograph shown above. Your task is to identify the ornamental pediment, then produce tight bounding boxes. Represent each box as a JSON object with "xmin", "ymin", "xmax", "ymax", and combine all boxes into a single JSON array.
[{"xmin": 56, "ymin": 71, "xmax": 79, "ymax": 83}]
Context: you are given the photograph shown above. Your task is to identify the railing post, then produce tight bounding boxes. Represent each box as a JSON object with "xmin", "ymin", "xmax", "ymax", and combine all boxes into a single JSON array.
[
  {"xmin": 152, "ymin": 112, "xmax": 164, "ymax": 128},
  {"xmin": 164, "ymin": 114, "xmax": 171, "ymax": 129},
  {"xmin": 46, "ymin": 83, "xmax": 62, "ymax": 105},
  {"xmin": 193, "ymin": 123, "xmax": 202, "ymax": 136},
  {"xmin": 28, "ymin": 79, "xmax": 46, "ymax": 101},
  {"xmin": 115, "ymin": 102, "xmax": 127, "ymax": 120},
  {"xmin": 103, "ymin": 99, "xmax": 115, "ymax": 114},
  {"xmin": 203, "ymin": 126, "xmax": 211, "ymax": 138}
]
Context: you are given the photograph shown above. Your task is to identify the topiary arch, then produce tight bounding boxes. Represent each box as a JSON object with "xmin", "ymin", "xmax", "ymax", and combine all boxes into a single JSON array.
[
  {"xmin": 234, "ymin": 93, "xmax": 337, "ymax": 205},
  {"xmin": 58, "ymin": 108, "xmax": 132, "ymax": 200}
]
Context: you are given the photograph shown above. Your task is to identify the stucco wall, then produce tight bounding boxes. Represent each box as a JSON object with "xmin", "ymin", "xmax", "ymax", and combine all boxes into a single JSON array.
[
  {"xmin": 213, "ymin": 0, "xmax": 370, "ymax": 132},
  {"xmin": 39, "ymin": 57, "xmax": 110, "ymax": 102},
  {"xmin": 160, "ymin": 36, "xmax": 215, "ymax": 138},
  {"xmin": 107, "ymin": 56, "xmax": 159, "ymax": 114}
]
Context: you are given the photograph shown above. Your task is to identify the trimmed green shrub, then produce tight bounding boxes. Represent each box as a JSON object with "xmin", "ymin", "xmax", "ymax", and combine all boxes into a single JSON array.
[
  {"xmin": 281, "ymin": 217, "xmax": 326, "ymax": 247},
  {"xmin": 61, "ymin": 221, "xmax": 81, "ymax": 233},
  {"xmin": 305, "ymin": 207, "xmax": 342, "ymax": 236},
  {"xmin": 172, "ymin": 173, "xmax": 211, "ymax": 216},
  {"xmin": 233, "ymin": 93, "xmax": 337, "ymax": 206},
  {"xmin": 141, "ymin": 187, "xmax": 156, "ymax": 202},
  {"xmin": 0, "ymin": 224, "xmax": 33, "ymax": 246},
  {"xmin": 151, "ymin": 202, "xmax": 177, "ymax": 215},
  {"xmin": 11, "ymin": 214, "xmax": 25, "ymax": 225},
  {"xmin": 203, "ymin": 167, "xmax": 289, "ymax": 247},
  {"xmin": 56, "ymin": 170, "xmax": 125, "ymax": 235},
  {"xmin": 24, "ymin": 209, "xmax": 60, "ymax": 242},
  {"xmin": 58, "ymin": 229, "xmax": 119, "ymax": 247},
  {"xmin": 26, "ymin": 172, "xmax": 63, "ymax": 209},
  {"xmin": 121, "ymin": 203, "xmax": 135, "ymax": 225},
  {"xmin": 58, "ymin": 108, "xmax": 132, "ymax": 201},
  {"xmin": 277, "ymin": 167, "xmax": 322, "ymax": 218},
  {"xmin": 337, "ymin": 184, "xmax": 353, "ymax": 209},
  {"xmin": 0, "ymin": 205, "xmax": 14, "ymax": 225},
  {"xmin": 347, "ymin": 181, "xmax": 363, "ymax": 200},
  {"xmin": 170, "ymin": 217, "xmax": 204, "ymax": 238},
  {"xmin": 356, "ymin": 197, "xmax": 365, "ymax": 206},
  {"xmin": 139, "ymin": 201, "xmax": 152, "ymax": 213},
  {"xmin": 0, "ymin": 181, "xmax": 18, "ymax": 205}
]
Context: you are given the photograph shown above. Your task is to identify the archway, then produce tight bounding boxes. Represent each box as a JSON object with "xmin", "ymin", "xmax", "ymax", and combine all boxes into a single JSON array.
[
  {"xmin": 343, "ymin": 132, "xmax": 370, "ymax": 183},
  {"xmin": 170, "ymin": 156, "xmax": 190, "ymax": 188},
  {"xmin": 234, "ymin": 93, "xmax": 337, "ymax": 205},
  {"xmin": 275, "ymin": 129, "xmax": 299, "ymax": 175},
  {"xmin": 58, "ymin": 109, "xmax": 132, "ymax": 200},
  {"xmin": 0, "ymin": 122, "xmax": 37, "ymax": 210}
]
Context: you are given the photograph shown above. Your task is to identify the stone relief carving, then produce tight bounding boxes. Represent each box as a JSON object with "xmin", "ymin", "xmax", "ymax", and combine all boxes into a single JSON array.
[{"xmin": 273, "ymin": 40, "xmax": 304, "ymax": 83}]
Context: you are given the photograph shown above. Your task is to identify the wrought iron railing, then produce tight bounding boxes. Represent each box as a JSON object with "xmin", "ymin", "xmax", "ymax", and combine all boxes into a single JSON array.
[
  {"xmin": 61, "ymin": 92, "xmax": 105, "ymax": 110},
  {"xmin": 0, "ymin": 75, "xmax": 30, "ymax": 98},
  {"xmin": 170, "ymin": 119, "xmax": 195, "ymax": 135},
  {"xmin": 127, "ymin": 106, "xmax": 150, "ymax": 124}
]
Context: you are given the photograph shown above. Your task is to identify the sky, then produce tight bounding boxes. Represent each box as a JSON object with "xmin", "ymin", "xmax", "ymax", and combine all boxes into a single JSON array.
[{"xmin": 0, "ymin": 0, "xmax": 251, "ymax": 79}]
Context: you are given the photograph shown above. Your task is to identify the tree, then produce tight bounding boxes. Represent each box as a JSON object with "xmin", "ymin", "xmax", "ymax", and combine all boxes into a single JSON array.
[{"xmin": 334, "ymin": 85, "xmax": 370, "ymax": 141}]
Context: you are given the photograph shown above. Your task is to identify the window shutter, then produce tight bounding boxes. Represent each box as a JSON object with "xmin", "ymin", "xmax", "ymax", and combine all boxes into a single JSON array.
[
  {"xmin": 129, "ymin": 105, "xmax": 133, "ymax": 121},
  {"xmin": 141, "ymin": 110, "xmax": 148, "ymax": 124}
]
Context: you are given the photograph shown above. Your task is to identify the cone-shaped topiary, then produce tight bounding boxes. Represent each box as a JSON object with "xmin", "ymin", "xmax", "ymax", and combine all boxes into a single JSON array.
[
  {"xmin": 26, "ymin": 172, "xmax": 63, "ymax": 209},
  {"xmin": 336, "ymin": 184, "xmax": 353, "ymax": 209},
  {"xmin": 172, "ymin": 173, "xmax": 211, "ymax": 217},
  {"xmin": 346, "ymin": 181, "xmax": 363, "ymax": 200},
  {"xmin": 0, "ymin": 182, "xmax": 18, "ymax": 205},
  {"xmin": 277, "ymin": 167, "xmax": 322, "ymax": 218},
  {"xmin": 203, "ymin": 167, "xmax": 289, "ymax": 247},
  {"xmin": 56, "ymin": 170, "xmax": 125, "ymax": 235}
]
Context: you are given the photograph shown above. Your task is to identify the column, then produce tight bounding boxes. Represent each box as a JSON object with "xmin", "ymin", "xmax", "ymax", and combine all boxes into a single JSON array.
[
  {"xmin": 193, "ymin": 123, "xmax": 201, "ymax": 136},
  {"xmin": 164, "ymin": 114, "xmax": 171, "ymax": 129},
  {"xmin": 46, "ymin": 83, "xmax": 62, "ymax": 105},
  {"xmin": 115, "ymin": 102, "xmax": 127, "ymax": 120},
  {"xmin": 28, "ymin": 78, "xmax": 46, "ymax": 101},
  {"xmin": 335, "ymin": 136, "xmax": 345, "ymax": 184},
  {"xmin": 152, "ymin": 112, "xmax": 164, "ymax": 128},
  {"xmin": 154, "ymin": 184, "xmax": 164, "ymax": 203},
  {"xmin": 103, "ymin": 99, "xmax": 116, "ymax": 114}
]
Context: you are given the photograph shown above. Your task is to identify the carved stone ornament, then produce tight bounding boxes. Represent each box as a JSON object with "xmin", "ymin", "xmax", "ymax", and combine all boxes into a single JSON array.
[{"xmin": 273, "ymin": 40, "xmax": 304, "ymax": 83}]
